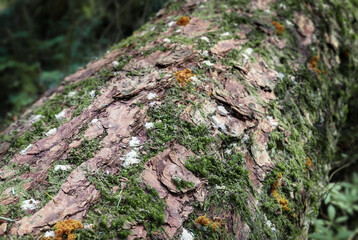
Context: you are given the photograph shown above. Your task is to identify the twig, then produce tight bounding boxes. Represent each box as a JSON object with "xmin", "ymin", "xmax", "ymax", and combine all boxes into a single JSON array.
[
  {"xmin": 0, "ymin": 216, "xmax": 15, "ymax": 222},
  {"xmin": 329, "ymin": 161, "xmax": 352, "ymax": 181},
  {"xmin": 45, "ymin": 191, "xmax": 58, "ymax": 204},
  {"xmin": 116, "ymin": 188, "xmax": 124, "ymax": 209}
]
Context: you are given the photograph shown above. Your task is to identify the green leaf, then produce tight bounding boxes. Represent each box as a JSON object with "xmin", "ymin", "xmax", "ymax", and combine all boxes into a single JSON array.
[
  {"xmin": 328, "ymin": 205, "xmax": 336, "ymax": 221},
  {"xmin": 309, "ymin": 233, "xmax": 333, "ymax": 240},
  {"xmin": 335, "ymin": 216, "xmax": 348, "ymax": 223}
]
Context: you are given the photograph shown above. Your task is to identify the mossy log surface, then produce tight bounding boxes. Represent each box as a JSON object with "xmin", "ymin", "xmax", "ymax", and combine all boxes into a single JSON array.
[{"xmin": 0, "ymin": 0, "xmax": 357, "ymax": 239}]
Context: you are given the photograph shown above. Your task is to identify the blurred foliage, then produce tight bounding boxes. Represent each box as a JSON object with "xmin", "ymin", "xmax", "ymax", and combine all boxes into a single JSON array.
[
  {"xmin": 0, "ymin": 0, "xmax": 167, "ymax": 129},
  {"xmin": 311, "ymin": 72, "xmax": 358, "ymax": 240},
  {"xmin": 310, "ymin": 175, "xmax": 358, "ymax": 240}
]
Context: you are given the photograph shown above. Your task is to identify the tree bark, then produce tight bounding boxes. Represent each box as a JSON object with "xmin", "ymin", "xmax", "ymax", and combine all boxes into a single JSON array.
[{"xmin": 0, "ymin": 0, "xmax": 357, "ymax": 239}]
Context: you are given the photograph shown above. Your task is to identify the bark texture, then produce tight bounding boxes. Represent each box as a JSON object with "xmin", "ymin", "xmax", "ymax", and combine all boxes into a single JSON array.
[{"xmin": 0, "ymin": 0, "xmax": 357, "ymax": 239}]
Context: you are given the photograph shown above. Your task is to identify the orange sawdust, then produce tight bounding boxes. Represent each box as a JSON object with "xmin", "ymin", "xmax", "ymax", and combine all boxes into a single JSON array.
[
  {"xmin": 195, "ymin": 215, "xmax": 223, "ymax": 231},
  {"xmin": 177, "ymin": 16, "xmax": 190, "ymax": 26},
  {"xmin": 272, "ymin": 21, "xmax": 285, "ymax": 35},
  {"xmin": 308, "ymin": 56, "xmax": 325, "ymax": 74},
  {"xmin": 175, "ymin": 68, "xmax": 194, "ymax": 87},
  {"xmin": 305, "ymin": 157, "xmax": 314, "ymax": 171},
  {"xmin": 44, "ymin": 219, "xmax": 83, "ymax": 240},
  {"xmin": 271, "ymin": 173, "xmax": 291, "ymax": 211}
]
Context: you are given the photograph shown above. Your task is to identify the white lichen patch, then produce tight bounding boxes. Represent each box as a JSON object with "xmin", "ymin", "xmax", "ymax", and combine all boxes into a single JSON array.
[
  {"xmin": 278, "ymin": 72, "xmax": 285, "ymax": 80},
  {"xmin": 167, "ymin": 21, "xmax": 176, "ymax": 27},
  {"xmin": 112, "ymin": 60, "xmax": 119, "ymax": 67},
  {"xmin": 202, "ymin": 50, "xmax": 209, "ymax": 57},
  {"xmin": 44, "ymin": 231, "xmax": 55, "ymax": 238},
  {"xmin": 215, "ymin": 185, "xmax": 226, "ymax": 190},
  {"xmin": 145, "ymin": 122, "xmax": 154, "ymax": 129},
  {"xmin": 21, "ymin": 199, "xmax": 40, "ymax": 211},
  {"xmin": 20, "ymin": 144, "xmax": 33, "ymax": 155},
  {"xmin": 45, "ymin": 128, "xmax": 57, "ymax": 136},
  {"xmin": 90, "ymin": 118, "xmax": 102, "ymax": 129},
  {"xmin": 129, "ymin": 137, "xmax": 141, "ymax": 147},
  {"xmin": 28, "ymin": 114, "xmax": 43, "ymax": 124},
  {"xmin": 242, "ymin": 53, "xmax": 250, "ymax": 65},
  {"xmin": 211, "ymin": 116, "xmax": 227, "ymax": 131},
  {"xmin": 68, "ymin": 91, "xmax": 77, "ymax": 97},
  {"xmin": 266, "ymin": 219, "xmax": 277, "ymax": 232},
  {"xmin": 267, "ymin": 116, "xmax": 279, "ymax": 127},
  {"xmin": 163, "ymin": 38, "xmax": 171, "ymax": 43},
  {"xmin": 84, "ymin": 223, "xmax": 94, "ymax": 229},
  {"xmin": 200, "ymin": 36, "xmax": 210, "ymax": 43},
  {"xmin": 285, "ymin": 20, "xmax": 294, "ymax": 27},
  {"xmin": 221, "ymin": 32, "xmax": 230, "ymax": 36},
  {"xmin": 55, "ymin": 110, "xmax": 66, "ymax": 120},
  {"xmin": 225, "ymin": 148, "xmax": 232, "ymax": 155},
  {"xmin": 151, "ymin": 26, "xmax": 156, "ymax": 31},
  {"xmin": 122, "ymin": 150, "xmax": 140, "ymax": 167},
  {"xmin": 189, "ymin": 76, "xmax": 200, "ymax": 85},
  {"xmin": 89, "ymin": 90, "xmax": 96, "ymax": 98},
  {"xmin": 203, "ymin": 60, "xmax": 214, "ymax": 66},
  {"xmin": 244, "ymin": 47, "xmax": 253, "ymax": 56},
  {"xmin": 217, "ymin": 106, "xmax": 229, "ymax": 116},
  {"xmin": 180, "ymin": 228, "xmax": 194, "ymax": 240},
  {"xmin": 147, "ymin": 92, "xmax": 157, "ymax": 100},
  {"xmin": 54, "ymin": 165, "xmax": 72, "ymax": 171}
]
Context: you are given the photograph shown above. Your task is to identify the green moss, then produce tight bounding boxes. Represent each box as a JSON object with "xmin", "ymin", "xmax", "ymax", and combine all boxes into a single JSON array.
[
  {"xmin": 77, "ymin": 168, "xmax": 166, "ymax": 239},
  {"xmin": 67, "ymin": 138, "xmax": 103, "ymax": 166},
  {"xmin": 145, "ymin": 87, "xmax": 216, "ymax": 157},
  {"xmin": 172, "ymin": 176, "xmax": 195, "ymax": 191}
]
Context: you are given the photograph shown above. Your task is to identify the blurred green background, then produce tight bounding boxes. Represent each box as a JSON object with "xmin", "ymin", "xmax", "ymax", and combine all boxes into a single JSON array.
[{"xmin": 0, "ymin": 0, "xmax": 167, "ymax": 129}]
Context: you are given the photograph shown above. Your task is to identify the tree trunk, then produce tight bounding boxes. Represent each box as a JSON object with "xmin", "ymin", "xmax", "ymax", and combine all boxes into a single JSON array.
[{"xmin": 0, "ymin": 0, "xmax": 357, "ymax": 239}]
